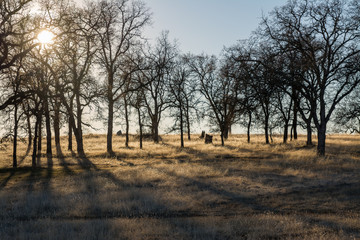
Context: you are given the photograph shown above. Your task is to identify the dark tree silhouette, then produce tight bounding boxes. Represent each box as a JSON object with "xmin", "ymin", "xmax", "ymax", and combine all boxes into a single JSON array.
[
  {"xmin": 94, "ymin": 0, "xmax": 150, "ymax": 155},
  {"xmin": 262, "ymin": 0, "xmax": 360, "ymax": 155},
  {"xmin": 142, "ymin": 31, "xmax": 177, "ymax": 143},
  {"xmin": 188, "ymin": 54, "xmax": 241, "ymax": 146},
  {"xmin": 167, "ymin": 56, "xmax": 191, "ymax": 148}
]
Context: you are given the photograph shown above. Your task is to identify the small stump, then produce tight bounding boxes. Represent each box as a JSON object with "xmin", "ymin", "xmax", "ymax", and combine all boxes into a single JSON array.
[
  {"xmin": 199, "ymin": 130, "xmax": 205, "ymax": 139},
  {"xmin": 116, "ymin": 130, "xmax": 122, "ymax": 136},
  {"xmin": 205, "ymin": 134, "xmax": 213, "ymax": 144}
]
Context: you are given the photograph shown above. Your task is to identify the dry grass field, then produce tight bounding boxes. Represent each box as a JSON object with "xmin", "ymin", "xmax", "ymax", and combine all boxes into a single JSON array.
[{"xmin": 0, "ymin": 134, "xmax": 359, "ymax": 239}]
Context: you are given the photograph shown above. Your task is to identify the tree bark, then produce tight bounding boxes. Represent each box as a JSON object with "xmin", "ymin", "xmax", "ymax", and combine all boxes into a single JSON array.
[
  {"xmin": 317, "ymin": 94, "xmax": 327, "ymax": 156},
  {"xmin": 317, "ymin": 123, "xmax": 326, "ymax": 156},
  {"xmin": 124, "ymin": 96, "xmax": 129, "ymax": 148},
  {"xmin": 53, "ymin": 101, "xmax": 62, "ymax": 156},
  {"xmin": 12, "ymin": 105, "xmax": 18, "ymax": 168},
  {"xmin": 44, "ymin": 102, "xmax": 52, "ymax": 157},
  {"xmin": 292, "ymin": 107, "xmax": 298, "ymax": 140},
  {"xmin": 180, "ymin": 104, "xmax": 184, "ymax": 148},
  {"xmin": 306, "ymin": 122, "xmax": 312, "ymax": 146},
  {"xmin": 107, "ymin": 98, "xmax": 114, "ymax": 154},
  {"xmin": 26, "ymin": 113, "xmax": 32, "ymax": 155},
  {"xmin": 74, "ymin": 129, "xmax": 85, "ymax": 157},
  {"xmin": 38, "ymin": 114, "xmax": 42, "ymax": 154},
  {"xmin": 137, "ymin": 107, "xmax": 143, "ymax": 149},
  {"xmin": 292, "ymin": 88, "xmax": 298, "ymax": 140},
  {"xmin": 247, "ymin": 111, "xmax": 252, "ymax": 143},
  {"xmin": 264, "ymin": 114, "xmax": 270, "ymax": 144},
  {"xmin": 68, "ymin": 98, "xmax": 74, "ymax": 151},
  {"xmin": 186, "ymin": 107, "xmax": 191, "ymax": 140},
  {"xmin": 152, "ymin": 116, "xmax": 159, "ymax": 143},
  {"xmin": 221, "ymin": 132, "xmax": 225, "ymax": 146},
  {"xmin": 32, "ymin": 113, "xmax": 41, "ymax": 169},
  {"xmin": 283, "ymin": 122, "xmax": 289, "ymax": 143},
  {"xmin": 223, "ymin": 125, "xmax": 229, "ymax": 139},
  {"xmin": 68, "ymin": 117, "xmax": 72, "ymax": 151},
  {"xmin": 75, "ymin": 91, "xmax": 84, "ymax": 156}
]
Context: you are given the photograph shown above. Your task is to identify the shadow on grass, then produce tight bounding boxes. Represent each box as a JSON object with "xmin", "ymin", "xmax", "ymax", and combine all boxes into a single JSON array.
[
  {"xmin": 0, "ymin": 169, "xmax": 16, "ymax": 190},
  {"xmin": 1, "ymin": 138, "xmax": 360, "ymax": 238}
]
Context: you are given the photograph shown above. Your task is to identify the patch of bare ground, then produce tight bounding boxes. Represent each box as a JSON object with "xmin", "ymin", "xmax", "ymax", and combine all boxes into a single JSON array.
[{"xmin": 0, "ymin": 134, "xmax": 359, "ymax": 239}]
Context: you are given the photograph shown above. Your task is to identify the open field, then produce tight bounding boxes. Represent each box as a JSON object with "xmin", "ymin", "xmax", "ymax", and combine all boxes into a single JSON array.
[{"xmin": 0, "ymin": 134, "xmax": 359, "ymax": 239}]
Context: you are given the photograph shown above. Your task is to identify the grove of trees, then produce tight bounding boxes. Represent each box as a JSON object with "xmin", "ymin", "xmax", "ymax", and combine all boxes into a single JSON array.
[{"xmin": 2, "ymin": 0, "xmax": 360, "ymax": 169}]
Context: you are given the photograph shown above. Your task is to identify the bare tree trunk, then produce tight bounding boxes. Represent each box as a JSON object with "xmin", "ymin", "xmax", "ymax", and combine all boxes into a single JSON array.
[
  {"xmin": 68, "ymin": 99, "xmax": 73, "ymax": 151},
  {"xmin": 75, "ymin": 130, "xmax": 85, "ymax": 157},
  {"xmin": 180, "ymin": 104, "xmax": 184, "ymax": 148},
  {"xmin": 293, "ymin": 107, "xmax": 298, "ymax": 140},
  {"xmin": 68, "ymin": 95, "xmax": 75, "ymax": 152},
  {"xmin": 264, "ymin": 115, "xmax": 270, "ymax": 144},
  {"xmin": 75, "ymin": 93, "xmax": 85, "ymax": 156},
  {"xmin": 223, "ymin": 125, "xmax": 229, "ymax": 139},
  {"xmin": 317, "ymin": 97, "xmax": 327, "ymax": 156},
  {"xmin": 283, "ymin": 121, "xmax": 289, "ymax": 143},
  {"xmin": 292, "ymin": 88, "xmax": 298, "ymax": 140},
  {"xmin": 107, "ymin": 98, "xmax": 114, "ymax": 155},
  {"xmin": 44, "ymin": 103, "xmax": 52, "ymax": 157},
  {"xmin": 306, "ymin": 122, "xmax": 312, "ymax": 146},
  {"xmin": 317, "ymin": 123, "xmax": 326, "ymax": 156},
  {"xmin": 247, "ymin": 111, "xmax": 251, "ymax": 143},
  {"xmin": 26, "ymin": 113, "xmax": 32, "ymax": 155},
  {"xmin": 154, "ymin": 123, "xmax": 159, "ymax": 143},
  {"xmin": 186, "ymin": 107, "xmax": 191, "ymax": 140},
  {"xmin": 68, "ymin": 117, "xmax": 72, "ymax": 151},
  {"xmin": 152, "ymin": 114, "xmax": 160, "ymax": 143},
  {"xmin": 32, "ymin": 114, "xmax": 41, "ymax": 169},
  {"xmin": 13, "ymin": 105, "xmax": 18, "ymax": 168},
  {"xmin": 137, "ymin": 107, "xmax": 143, "ymax": 149},
  {"xmin": 38, "ymin": 114, "xmax": 42, "ymax": 154},
  {"xmin": 124, "ymin": 96, "xmax": 129, "ymax": 148},
  {"xmin": 53, "ymin": 102, "xmax": 62, "ymax": 156}
]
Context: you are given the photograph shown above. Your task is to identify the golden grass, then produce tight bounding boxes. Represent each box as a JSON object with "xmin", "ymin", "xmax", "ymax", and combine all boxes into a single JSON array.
[{"xmin": 0, "ymin": 134, "xmax": 359, "ymax": 239}]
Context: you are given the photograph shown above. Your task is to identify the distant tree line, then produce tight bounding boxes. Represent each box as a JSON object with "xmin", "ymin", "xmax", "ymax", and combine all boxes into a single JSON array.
[{"xmin": 1, "ymin": 0, "xmax": 360, "ymax": 169}]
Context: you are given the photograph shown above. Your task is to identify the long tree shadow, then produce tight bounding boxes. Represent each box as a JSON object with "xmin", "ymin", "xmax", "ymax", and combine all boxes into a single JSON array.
[
  {"xmin": 57, "ymin": 152, "xmax": 75, "ymax": 174},
  {"xmin": 2, "ymin": 140, "xmax": 359, "ymax": 238},
  {"xmin": 158, "ymin": 141, "xmax": 360, "ymax": 237},
  {"xmin": 76, "ymin": 154, "xmax": 98, "ymax": 170},
  {"xmin": 151, "ymin": 164, "xmax": 276, "ymax": 213},
  {"xmin": 0, "ymin": 168, "xmax": 16, "ymax": 190},
  {"xmin": 160, "ymin": 142, "xmax": 210, "ymax": 161},
  {"xmin": 61, "ymin": 152, "xmax": 228, "ymax": 235},
  {"xmin": 213, "ymin": 143, "xmax": 256, "ymax": 154}
]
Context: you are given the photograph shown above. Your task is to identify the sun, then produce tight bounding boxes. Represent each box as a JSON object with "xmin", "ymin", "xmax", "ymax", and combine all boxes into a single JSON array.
[{"xmin": 37, "ymin": 30, "xmax": 55, "ymax": 45}]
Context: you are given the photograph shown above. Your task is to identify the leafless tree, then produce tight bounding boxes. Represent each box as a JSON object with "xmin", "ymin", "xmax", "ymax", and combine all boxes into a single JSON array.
[
  {"xmin": 0, "ymin": 0, "xmax": 40, "ymax": 116},
  {"xmin": 94, "ymin": 0, "xmax": 151, "ymax": 155},
  {"xmin": 142, "ymin": 31, "xmax": 177, "ymax": 143},
  {"xmin": 167, "ymin": 56, "xmax": 191, "ymax": 148},
  {"xmin": 188, "ymin": 54, "xmax": 241, "ymax": 146},
  {"xmin": 0, "ymin": 0, "xmax": 37, "ymax": 71},
  {"xmin": 47, "ymin": 1, "xmax": 101, "ymax": 156},
  {"xmin": 262, "ymin": 0, "xmax": 360, "ymax": 155}
]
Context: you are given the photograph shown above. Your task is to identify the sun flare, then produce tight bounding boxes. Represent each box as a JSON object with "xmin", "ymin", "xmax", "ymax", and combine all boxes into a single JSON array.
[{"xmin": 37, "ymin": 30, "xmax": 54, "ymax": 45}]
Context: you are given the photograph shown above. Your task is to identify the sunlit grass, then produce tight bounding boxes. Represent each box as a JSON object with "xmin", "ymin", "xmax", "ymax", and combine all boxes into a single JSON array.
[{"xmin": 0, "ymin": 134, "xmax": 359, "ymax": 239}]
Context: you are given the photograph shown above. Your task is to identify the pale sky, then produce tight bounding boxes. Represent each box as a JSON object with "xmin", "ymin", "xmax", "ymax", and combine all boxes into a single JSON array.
[{"xmin": 143, "ymin": 0, "xmax": 289, "ymax": 55}]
